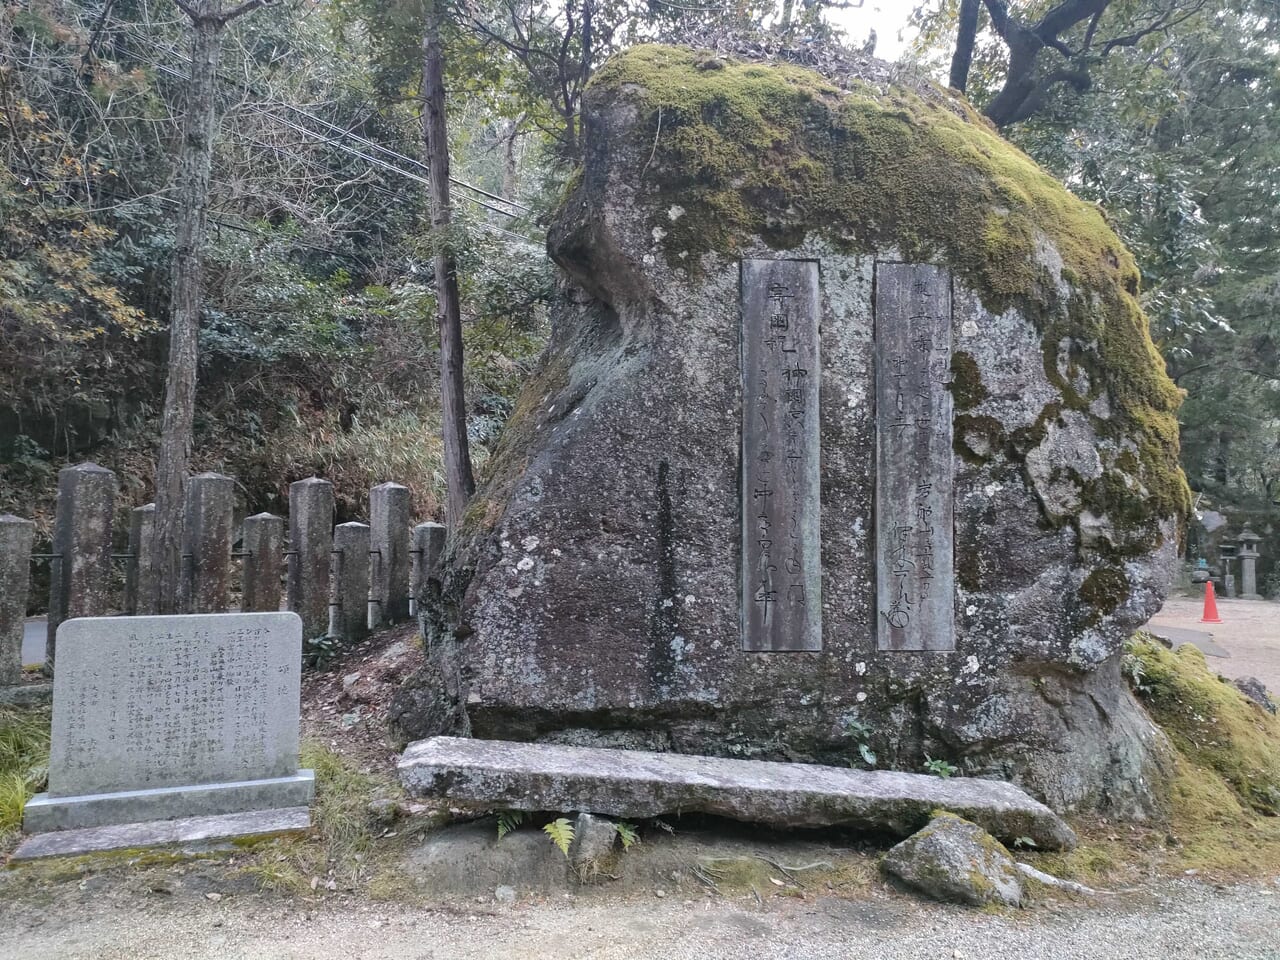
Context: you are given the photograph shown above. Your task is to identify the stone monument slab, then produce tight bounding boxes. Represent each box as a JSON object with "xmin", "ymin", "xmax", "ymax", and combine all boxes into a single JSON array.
[
  {"xmin": 874, "ymin": 263, "xmax": 956, "ymax": 652},
  {"xmin": 740, "ymin": 258, "xmax": 822, "ymax": 652},
  {"xmin": 24, "ymin": 612, "xmax": 313, "ymax": 836}
]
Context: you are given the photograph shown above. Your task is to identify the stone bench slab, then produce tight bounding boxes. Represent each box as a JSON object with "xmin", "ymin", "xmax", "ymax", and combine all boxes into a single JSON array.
[{"xmin": 398, "ymin": 737, "xmax": 1077, "ymax": 850}]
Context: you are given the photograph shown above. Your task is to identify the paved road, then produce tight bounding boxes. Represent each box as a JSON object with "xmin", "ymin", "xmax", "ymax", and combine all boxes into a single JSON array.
[
  {"xmin": 22, "ymin": 618, "xmax": 44, "ymax": 667},
  {"xmin": 1141, "ymin": 623, "xmax": 1232, "ymax": 659},
  {"xmin": 1148, "ymin": 596, "xmax": 1280, "ymax": 693}
]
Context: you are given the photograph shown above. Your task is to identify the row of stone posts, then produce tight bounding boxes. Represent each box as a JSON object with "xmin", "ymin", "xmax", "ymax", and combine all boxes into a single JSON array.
[{"xmin": 0, "ymin": 463, "xmax": 447, "ymax": 683}]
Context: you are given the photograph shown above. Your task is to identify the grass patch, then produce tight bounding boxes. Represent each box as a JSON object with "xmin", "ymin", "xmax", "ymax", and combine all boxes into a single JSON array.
[
  {"xmin": 1132, "ymin": 634, "xmax": 1280, "ymax": 875},
  {"xmin": 238, "ymin": 740, "xmax": 405, "ymax": 895},
  {"xmin": 0, "ymin": 706, "xmax": 51, "ymax": 844}
]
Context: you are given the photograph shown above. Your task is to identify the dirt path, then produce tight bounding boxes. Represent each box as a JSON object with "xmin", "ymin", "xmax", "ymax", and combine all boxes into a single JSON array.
[
  {"xmin": 1149, "ymin": 596, "xmax": 1280, "ymax": 693},
  {"xmin": 3, "ymin": 878, "xmax": 1279, "ymax": 960}
]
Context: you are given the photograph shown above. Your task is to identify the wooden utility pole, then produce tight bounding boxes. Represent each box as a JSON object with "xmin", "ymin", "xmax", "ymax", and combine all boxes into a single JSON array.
[
  {"xmin": 422, "ymin": 0, "xmax": 476, "ymax": 529},
  {"xmin": 150, "ymin": 0, "xmax": 273, "ymax": 613}
]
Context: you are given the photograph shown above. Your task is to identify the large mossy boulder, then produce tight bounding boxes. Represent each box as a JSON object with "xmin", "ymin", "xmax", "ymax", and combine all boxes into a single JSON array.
[{"xmin": 393, "ymin": 44, "xmax": 1188, "ymax": 818}]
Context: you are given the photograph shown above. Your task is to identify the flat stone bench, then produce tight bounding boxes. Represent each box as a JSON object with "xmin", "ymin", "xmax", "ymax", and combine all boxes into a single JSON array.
[{"xmin": 399, "ymin": 737, "xmax": 1077, "ymax": 851}]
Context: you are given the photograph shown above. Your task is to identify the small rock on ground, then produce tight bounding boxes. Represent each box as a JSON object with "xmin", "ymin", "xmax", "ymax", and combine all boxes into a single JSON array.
[
  {"xmin": 571, "ymin": 813, "xmax": 619, "ymax": 872},
  {"xmin": 882, "ymin": 813, "xmax": 1023, "ymax": 907}
]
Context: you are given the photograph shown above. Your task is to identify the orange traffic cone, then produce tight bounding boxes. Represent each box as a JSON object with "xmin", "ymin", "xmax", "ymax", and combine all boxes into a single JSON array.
[{"xmin": 1200, "ymin": 580, "xmax": 1223, "ymax": 624}]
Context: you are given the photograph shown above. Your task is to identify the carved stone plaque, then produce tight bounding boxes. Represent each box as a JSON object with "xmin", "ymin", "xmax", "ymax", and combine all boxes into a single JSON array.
[
  {"xmin": 741, "ymin": 259, "xmax": 822, "ymax": 652},
  {"xmin": 47, "ymin": 612, "xmax": 304, "ymax": 796},
  {"xmin": 875, "ymin": 263, "xmax": 955, "ymax": 652}
]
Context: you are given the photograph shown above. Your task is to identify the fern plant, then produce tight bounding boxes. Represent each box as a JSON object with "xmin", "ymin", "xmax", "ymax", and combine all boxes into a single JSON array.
[
  {"xmin": 613, "ymin": 821, "xmax": 640, "ymax": 850},
  {"xmin": 543, "ymin": 817, "xmax": 576, "ymax": 857},
  {"xmin": 496, "ymin": 810, "xmax": 526, "ymax": 838}
]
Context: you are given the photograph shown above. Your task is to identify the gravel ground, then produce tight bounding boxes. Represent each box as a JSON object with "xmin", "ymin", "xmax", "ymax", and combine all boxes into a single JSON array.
[
  {"xmin": 1149, "ymin": 596, "xmax": 1280, "ymax": 693},
  {"xmin": 3, "ymin": 878, "xmax": 1279, "ymax": 960}
]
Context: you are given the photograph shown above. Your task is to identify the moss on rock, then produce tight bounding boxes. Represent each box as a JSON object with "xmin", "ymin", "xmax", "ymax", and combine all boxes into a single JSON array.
[
  {"xmin": 1079, "ymin": 567, "xmax": 1130, "ymax": 617},
  {"xmin": 575, "ymin": 43, "xmax": 1189, "ymax": 543},
  {"xmin": 1128, "ymin": 635, "xmax": 1280, "ymax": 815},
  {"xmin": 949, "ymin": 352, "xmax": 989, "ymax": 411}
]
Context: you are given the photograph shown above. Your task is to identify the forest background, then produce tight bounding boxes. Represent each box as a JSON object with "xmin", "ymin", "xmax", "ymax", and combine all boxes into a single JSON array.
[{"xmin": 1, "ymin": 0, "xmax": 1276, "ymax": 582}]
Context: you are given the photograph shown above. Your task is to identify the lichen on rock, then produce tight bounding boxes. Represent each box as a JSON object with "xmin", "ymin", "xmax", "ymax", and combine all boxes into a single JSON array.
[{"xmin": 882, "ymin": 812, "xmax": 1023, "ymax": 907}]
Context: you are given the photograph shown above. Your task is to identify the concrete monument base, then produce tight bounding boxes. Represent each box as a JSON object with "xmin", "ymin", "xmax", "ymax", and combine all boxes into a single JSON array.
[
  {"xmin": 23, "ymin": 770, "xmax": 315, "ymax": 833},
  {"xmin": 12, "ymin": 805, "xmax": 312, "ymax": 861}
]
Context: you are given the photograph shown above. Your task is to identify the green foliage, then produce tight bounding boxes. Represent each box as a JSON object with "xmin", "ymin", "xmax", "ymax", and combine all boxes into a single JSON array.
[
  {"xmin": 843, "ymin": 717, "xmax": 877, "ymax": 768},
  {"xmin": 494, "ymin": 814, "xmax": 581, "ymax": 855},
  {"xmin": 613, "ymin": 820, "xmax": 640, "ymax": 850},
  {"xmin": 922, "ymin": 757, "xmax": 958, "ymax": 778},
  {"xmin": 915, "ymin": 0, "xmax": 1280, "ymax": 507},
  {"xmin": 542, "ymin": 817, "xmax": 576, "ymax": 857},
  {"xmin": 0, "ymin": 707, "xmax": 51, "ymax": 844},
  {"xmin": 0, "ymin": 93, "xmax": 157, "ymax": 428},
  {"xmin": 304, "ymin": 633, "xmax": 341, "ymax": 670},
  {"xmin": 843, "ymin": 718, "xmax": 872, "ymax": 740},
  {"xmin": 496, "ymin": 809, "xmax": 527, "ymax": 838}
]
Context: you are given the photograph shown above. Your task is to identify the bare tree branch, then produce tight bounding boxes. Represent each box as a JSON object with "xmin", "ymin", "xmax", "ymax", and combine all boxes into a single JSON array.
[
  {"xmin": 219, "ymin": 0, "xmax": 278, "ymax": 25},
  {"xmin": 969, "ymin": 0, "xmax": 1205, "ymax": 128}
]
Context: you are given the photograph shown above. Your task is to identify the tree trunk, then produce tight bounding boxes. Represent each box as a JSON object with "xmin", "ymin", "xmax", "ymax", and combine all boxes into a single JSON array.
[
  {"xmin": 422, "ymin": 1, "xmax": 476, "ymax": 529},
  {"xmin": 982, "ymin": 26, "xmax": 1044, "ymax": 128},
  {"xmin": 949, "ymin": 0, "xmax": 981, "ymax": 92},
  {"xmin": 150, "ymin": 10, "xmax": 223, "ymax": 614},
  {"xmin": 501, "ymin": 116, "xmax": 521, "ymax": 205}
]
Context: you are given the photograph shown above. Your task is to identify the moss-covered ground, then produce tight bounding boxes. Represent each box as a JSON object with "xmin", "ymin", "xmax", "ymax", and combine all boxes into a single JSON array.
[{"xmin": 1031, "ymin": 634, "xmax": 1280, "ymax": 884}]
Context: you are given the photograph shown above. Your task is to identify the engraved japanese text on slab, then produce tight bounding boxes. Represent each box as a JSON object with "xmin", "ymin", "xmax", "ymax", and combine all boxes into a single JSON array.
[
  {"xmin": 741, "ymin": 259, "xmax": 822, "ymax": 652},
  {"xmin": 875, "ymin": 263, "xmax": 955, "ymax": 652},
  {"xmin": 47, "ymin": 612, "xmax": 304, "ymax": 797}
]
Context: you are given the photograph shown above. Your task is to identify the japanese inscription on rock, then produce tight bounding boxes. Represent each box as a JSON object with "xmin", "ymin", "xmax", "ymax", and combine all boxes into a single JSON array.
[
  {"xmin": 741, "ymin": 259, "xmax": 822, "ymax": 652},
  {"xmin": 47, "ymin": 612, "xmax": 304, "ymax": 797},
  {"xmin": 875, "ymin": 263, "xmax": 956, "ymax": 652}
]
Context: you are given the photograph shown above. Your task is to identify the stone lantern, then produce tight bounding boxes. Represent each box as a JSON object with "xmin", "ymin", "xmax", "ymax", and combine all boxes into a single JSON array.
[{"xmin": 1238, "ymin": 526, "xmax": 1263, "ymax": 600}]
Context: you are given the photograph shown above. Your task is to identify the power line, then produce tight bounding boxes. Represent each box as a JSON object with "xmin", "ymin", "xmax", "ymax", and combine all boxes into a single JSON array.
[{"xmin": 103, "ymin": 16, "xmax": 532, "ymax": 219}]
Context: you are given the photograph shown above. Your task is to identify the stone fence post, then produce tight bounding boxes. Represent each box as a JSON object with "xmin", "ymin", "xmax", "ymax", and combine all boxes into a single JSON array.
[
  {"xmin": 46, "ymin": 462, "xmax": 116, "ymax": 671},
  {"xmin": 370, "ymin": 483, "xmax": 411, "ymax": 627},
  {"xmin": 242, "ymin": 513, "xmax": 285, "ymax": 613},
  {"xmin": 288, "ymin": 477, "xmax": 334, "ymax": 639},
  {"xmin": 410, "ymin": 522, "xmax": 446, "ymax": 616},
  {"xmin": 333, "ymin": 522, "xmax": 370, "ymax": 643},
  {"xmin": 182, "ymin": 472, "xmax": 236, "ymax": 614},
  {"xmin": 125, "ymin": 504, "xmax": 156, "ymax": 615},
  {"xmin": 0, "ymin": 515, "xmax": 34, "ymax": 685}
]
